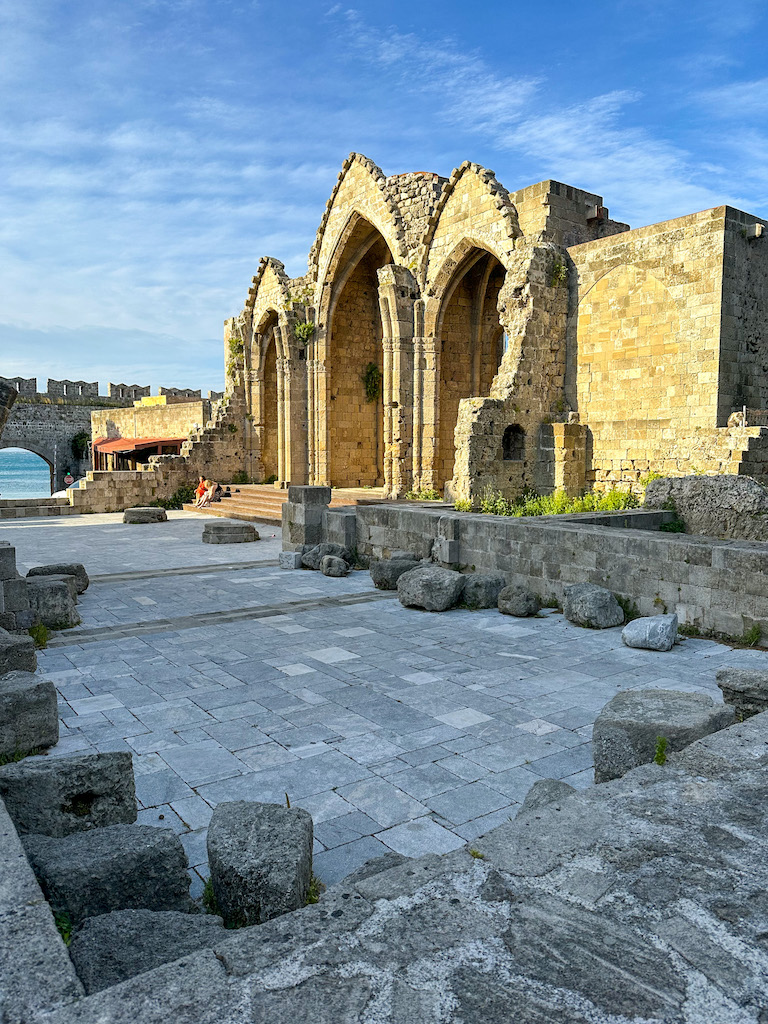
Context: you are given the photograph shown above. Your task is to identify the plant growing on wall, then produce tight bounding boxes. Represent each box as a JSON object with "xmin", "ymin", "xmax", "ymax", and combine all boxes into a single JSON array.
[
  {"xmin": 294, "ymin": 321, "xmax": 315, "ymax": 344},
  {"xmin": 362, "ymin": 362, "xmax": 382, "ymax": 403},
  {"xmin": 550, "ymin": 257, "xmax": 568, "ymax": 288},
  {"xmin": 71, "ymin": 431, "xmax": 89, "ymax": 461}
]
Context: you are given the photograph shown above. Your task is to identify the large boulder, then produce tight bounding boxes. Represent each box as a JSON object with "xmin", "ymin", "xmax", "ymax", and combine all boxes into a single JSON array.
[
  {"xmin": 498, "ymin": 586, "xmax": 541, "ymax": 618},
  {"xmin": 0, "ymin": 751, "xmax": 136, "ymax": 836},
  {"xmin": 397, "ymin": 565, "xmax": 466, "ymax": 612},
  {"xmin": 0, "ymin": 627, "xmax": 36, "ymax": 675},
  {"xmin": 644, "ymin": 474, "xmax": 768, "ymax": 540},
  {"xmin": 202, "ymin": 521, "xmax": 259, "ymax": 545},
  {"xmin": 320, "ymin": 555, "xmax": 348, "ymax": 577},
  {"xmin": 22, "ymin": 824, "xmax": 192, "ymax": 925},
  {"xmin": 207, "ymin": 801, "xmax": 313, "ymax": 927},
  {"xmin": 123, "ymin": 507, "xmax": 167, "ymax": 524},
  {"xmin": 716, "ymin": 667, "xmax": 768, "ymax": 720},
  {"xmin": 0, "ymin": 671, "xmax": 58, "ymax": 760},
  {"xmin": 68, "ymin": 909, "xmax": 226, "ymax": 993},
  {"xmin": 301, "ymin": 543, "xmax": 353, "ymax": 571},
  {"xmin": 563, "ymin": 583, "xmax": 624, "ymax": 629},
  {"xmin": 462, "ymin": 573, "xmax": 507, "ymax": 610},
  {"xmin": 26, "ymin": 577, "xmax": 80, "ymax": 629},
  {"xmin": 370, "ymin": 559, "xmax": 420, "ymax": 591},
  {"xmin": 592, "ymin": 689, "xmax": 735, "ymax": 783},
  {"xmin": 622, "ymin": 614, "xmax": 678, "ymax": 652},
  {"xmin": 27, "ymin": 563, "xmax": 89, "ymax": 594}
]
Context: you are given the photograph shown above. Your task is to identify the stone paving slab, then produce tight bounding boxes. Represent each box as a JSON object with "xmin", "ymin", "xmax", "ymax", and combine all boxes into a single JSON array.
[{"xmin": 11, "ymin": 515, "xmax": 768, "ymax": 890}]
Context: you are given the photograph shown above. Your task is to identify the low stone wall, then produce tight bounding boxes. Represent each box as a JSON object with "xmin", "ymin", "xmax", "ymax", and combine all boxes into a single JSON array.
[
  {"xmin": 68, "ymin": 466, "xmax": 188, "ymax": 515},
  {"xmin": 338, "ymin": 503, "xmax": 767, "ymax": 637}
]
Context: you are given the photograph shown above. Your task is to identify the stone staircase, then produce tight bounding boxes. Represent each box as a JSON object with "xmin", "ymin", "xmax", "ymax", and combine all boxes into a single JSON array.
[
  {"xmin": 0, "ymin": 497, "xmax": 76, "ymax": 519},
  {"xmin": 183, "ymin": 485, "xmax": 389, "ymax": 524}
]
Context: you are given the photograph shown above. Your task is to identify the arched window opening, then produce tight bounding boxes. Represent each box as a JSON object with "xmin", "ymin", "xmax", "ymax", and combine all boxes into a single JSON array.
[{"xmin": 502, "ymin": 424, "xmax": 525, "ymax": 461}]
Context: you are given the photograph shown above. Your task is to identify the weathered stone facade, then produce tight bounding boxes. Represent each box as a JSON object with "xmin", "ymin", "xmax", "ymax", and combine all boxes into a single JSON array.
[{"xmin": 221, "ymin": 153, "xmax": 768, "ymax": 501}]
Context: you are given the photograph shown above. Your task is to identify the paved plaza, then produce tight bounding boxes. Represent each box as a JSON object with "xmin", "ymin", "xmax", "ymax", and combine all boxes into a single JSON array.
[{"xmin": 3, "ymin": 510, "xmax": 766, "ymax": 895}]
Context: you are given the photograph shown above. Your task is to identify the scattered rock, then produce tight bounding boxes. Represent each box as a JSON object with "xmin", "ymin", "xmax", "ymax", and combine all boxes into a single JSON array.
[
  {"xmin": 644, "ymin": 474, "xmax": 768, "ymax": 540},
  {"xmin": 26, "ymin": 577, "xmax": 80, "ymax": 629},
  {"xmin": 517, "ymin": 779, "xmax": 576, "ymax": 817},
  {"xmin": 498, "ymin": 586, "xmax": 541, "ymax": 617},
  {"xmin": 278, "ymin": 551, "xmax": 303, "ymax": 569},
  {"xmin": 27, "ymin": 563, "xmax": 89, "ymax": 594},
  {"xmin": 716, "ymin": 667, "xmax": 768, "ymax": 720},
  {"xmin": 676, "ymin": 709, "xmax": 768, "ymax": 776},
  {"xmin": 0, "ymin": 671, "xmax": 58, "ymax": 760},
  {"xmin": 207, "ymin": 801, "xmax": 313, "ymax": 927},
  {"xmin": 0, "ymin": 751, "xmax": 136, "ymax": 836},
  {"xmin": 321, "ymin": 555, "xmax": 348, "ymax": 577},
  {"xmin": 397, "ymin": 565, "xmax": 467, "ymax": 612},
  {"xmin": 37, "ymin": 574, "xmax": 78, "ymax": 603},
  {"xmin": 462, "ymin": 573, "xmax": 506, "ymax": 610},
  {"xmin": 0, "ymin": 627, "xmax": 36, "ymax": 675},
  {"xmin": 202, "ymin": 522, "xmax": 259, "ymax": 544},
  {"xmin": 563, "ymin": 583, "xmax": 624, "ymax": 629},
  {"xmin": 123, "ymin": 507, "xmax": 168, "ymax": 524},
  {"xmin": 301, "ymin": 543, "xmax": 354, "ymax": 570},
  {"xmin": 68, "ymin": 909, "xmax": 226, "ymax": 994},
  {"xmin": 592, "ymin": 688, "xmax": 735, "ymax": 783},
  {"xmin": 370, "ymin": 558, "xmax": 419, "ymax": 590},
  {"xmin": 622, "ymin": 614, "xmax": 678, "ymax": 652},
  {"xmin": 389, "ymin": 550, "xmax": 419, "ymax": 562},
  {"xmin": 22, "ymin": 824, "xmax": 192, "ymax": 925}
]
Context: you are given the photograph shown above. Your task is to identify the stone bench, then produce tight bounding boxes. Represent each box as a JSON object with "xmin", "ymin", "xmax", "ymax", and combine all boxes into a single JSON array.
[
  {"xmin": 123, "ymin": 507, "xmax": 167, "ymax": 524},
  {"xmin": 202, "ymin": 521, "xmax": 259, "ymax": 544}
]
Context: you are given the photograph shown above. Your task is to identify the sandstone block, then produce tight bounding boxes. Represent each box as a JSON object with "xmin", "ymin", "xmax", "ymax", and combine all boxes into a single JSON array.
[
  {"xmin": 397, "ymin": 565, "xmax": 466, "ymax": 612},
  {"xmin": 0, "ymin": 628, "xmax": 37, "ymax": 675},
  {"xmin": 622, "ymin": 614, "xmax": 678, "ymax": 652},
  {"xmin": 207, "ymin": 801, "xmax": 313, "ymax": 927},
  {"xmin": 123, "ymin": 507, "xmax": 168, "ymax": 524},
  {"xmin": 27, "ymin": 563, "xmax": 90, "ymax": 594},
  {"xmin": 22, "ymin": 824, "xmax": 192, "ymax": 925},
  {"xmin": 370, "ymin": 558, "xmax": 420, "ymax": 590},
  {"xmin": 462, "ymin": 572, "xmax": 506, "ymax": 609},
  {"xmin": 202, "ymin": 522, "xmax": 258, "ymax": 544},
  {"xmin": 0, "ymin": 751, "xmax": 136, "ymax": 836},
  {"xmin": 0, "ymin": 671, "xmax": 58, "ymax": 759},
  {"xmin": 592, "ymin": 689, "xmax": 735, "ymax": 783},
  {"xmin": 716, "ymin": 667, "xmax": 768, "ymax": 719},
  {"xmin": 498, "ymin": 586, "xmax": 541, "ymax": 617},
  {"xmin": 26, "ymin": 577, "xmax": 80, "ymax": 629},
  {"xmin": 321, "ymin": 555, "xmax": 348, "ymax": 577},
  {"xmin": 68, "ymin": 909, "xmax": 225, "ymax": 994},
  {"xmin": 563, "ymin": 583, "xmax": 624, "ymax": 629}
]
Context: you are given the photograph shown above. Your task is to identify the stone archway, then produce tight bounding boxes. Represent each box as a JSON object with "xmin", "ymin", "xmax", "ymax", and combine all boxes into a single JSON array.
[
  {"xmin": 433, "ymin": 247, "xmax": 506, "ymax": 489},
  {"xmin": 324, "ymin": 217, "xmax": 393, "ymax": 487},
  {"xmin": 0, "ymin": 444, "xmax": 55, "ymax": 496}
]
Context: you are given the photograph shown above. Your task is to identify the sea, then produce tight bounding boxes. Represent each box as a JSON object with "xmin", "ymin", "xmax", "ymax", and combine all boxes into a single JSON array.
[{"xmin": 0, "ymin": 448, "xmax": 53, "ymax": 500}]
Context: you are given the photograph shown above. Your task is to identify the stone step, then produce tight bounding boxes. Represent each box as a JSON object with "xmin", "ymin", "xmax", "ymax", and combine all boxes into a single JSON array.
[
  {"xmin": 0, "ymin": 496, "xmax": 70, "ymax": 508},
  {"xmin": 0, "ymin": 502, "xmax": 76, "ymax": 519}
]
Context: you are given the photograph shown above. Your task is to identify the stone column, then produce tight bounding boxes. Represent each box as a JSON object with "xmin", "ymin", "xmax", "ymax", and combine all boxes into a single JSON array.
[
  {"xmin": 276, "ymin": 357, "xmax": 286, "ymax": 486},
  {"xmin": 377, "ymin": 265, "xmax": 417, "ymax": 498}
]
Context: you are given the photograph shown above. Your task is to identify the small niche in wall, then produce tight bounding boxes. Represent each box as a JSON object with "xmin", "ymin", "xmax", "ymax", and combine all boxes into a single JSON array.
[{"xmin": 502, "ymin": 424, "xmax": 525, "ymax": 461}]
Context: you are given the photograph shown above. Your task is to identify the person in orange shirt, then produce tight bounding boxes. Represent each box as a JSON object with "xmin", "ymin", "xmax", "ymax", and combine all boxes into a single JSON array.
[{"xmin": 193, "ymin": 476, "xmax": 207, "ymax": 507}]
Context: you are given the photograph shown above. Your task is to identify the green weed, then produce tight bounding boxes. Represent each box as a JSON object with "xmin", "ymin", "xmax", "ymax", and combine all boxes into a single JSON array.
[
  {"xmin": 305, "ymin": 874, "xmax": 326, "ymax": 905},
  {"xmin": 29, "ymin": 623, "xmax": 48, "ymax": 649},
  {"xmin": 654, "ymin": 736, "xmax": 669, "ymax": 766}
]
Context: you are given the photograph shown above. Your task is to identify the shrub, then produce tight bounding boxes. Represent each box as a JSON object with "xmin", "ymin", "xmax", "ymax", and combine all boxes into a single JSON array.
[
  {"xmin": 230, "ymin": 471, "xmax": 250, "ymax": 485},
  {"xmin": 405, "ymin": 487, "xmax": 441, "ymax": 501},
  {"xmin": 474, "ymin": 487, "xmax": 639, "ymax": 518},
  {"xmin": 150, "ymin": 483, "xmax": 196, "ymax": 510},
  {"xmin": 29, "ymin": 623, "xmax": 48, "ymax": 649}
]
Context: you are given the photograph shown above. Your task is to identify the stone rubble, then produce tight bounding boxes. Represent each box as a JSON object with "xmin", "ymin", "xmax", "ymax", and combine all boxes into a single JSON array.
[
  {"xmin": 621, "ymin": 612, "xmax": 678, "ymax": 651},
  {"xmin": 397, "ymin": 564, "xmax": 467, "ymax": 612},
  {"xmin": 592, "ymin": 688, "xmax": 735, "ymax": 783},
  {"xmin": 0, "ymin": 670, "xmax": 58, "ymax": 760},
  {"xmin": 716, "ymin": 665, "xmax": 768, "ymax": 720},
  {"xmin": 461, "ymin": 572, "xmax": 507, "ymax": 609},
  {"xmin": 498, "ymin": 584, "xmax": 541, "ymax": 617},
  {"xmin": 27, "ymin": 563, "xmax": 90, "ymax": 594},
  {"xmin": 563, "ymin": 582, "xmax": 624, "ymax": 629},
  {"xmin": 123, "ymin": 507, "xmax": 168, "ymax": 524},
  {"xmin": 207, "ymin": 801, "xmax": 313, "ymax": 927},
  {"xmin": 25, "ymin": 577, "xmax": 80, "ymax": 629}
]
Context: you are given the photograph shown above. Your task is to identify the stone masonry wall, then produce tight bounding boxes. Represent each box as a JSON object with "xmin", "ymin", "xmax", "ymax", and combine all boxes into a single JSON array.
[
  {"xmin": 91, "ymin": 401, "xmax": 211, "ymax": 441},
  {"xmin": 1, "ymin": 403, "xmax": 92, "ymax": 491},
  {"xmin": 350, "ymin": 502, "xmax": 768, "ymax": 638},
  {"xmin": 718, "ymin": 207, "xmax": 768, "ymax": 421}
]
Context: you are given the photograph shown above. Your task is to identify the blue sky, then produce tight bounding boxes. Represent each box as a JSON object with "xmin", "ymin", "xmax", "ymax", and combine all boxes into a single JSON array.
[{"xmin": 1, "ymin": 0, "xmax": 766, "ymax": 393}]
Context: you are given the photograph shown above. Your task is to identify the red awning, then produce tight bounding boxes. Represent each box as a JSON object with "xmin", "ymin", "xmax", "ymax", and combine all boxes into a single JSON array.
[{"xmin": 93, "ymin": 437, "xmax": 186, "ymax": 454}]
